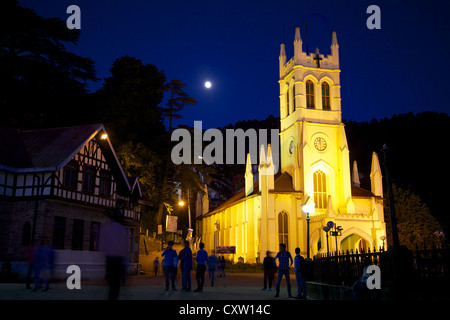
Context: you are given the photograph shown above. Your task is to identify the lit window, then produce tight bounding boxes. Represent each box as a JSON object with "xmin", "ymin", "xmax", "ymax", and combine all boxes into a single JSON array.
[
  {"xmin": 313, "ymin": 170, "xmax": 327, "ymax": 209},
  {"xmin": 292, "ymin": 84, "xmax": 296, "ymax": 111},
  {"xmin": 278, "ymin": 211, "xmax": 289, "ymax": 250},
  {"xmin": 322, "ymin": 82, "xmax": 330, "ymax": 110},
  {"xmin": 306, "ymin": 80, "xmax": 315, "ymax": 109}
]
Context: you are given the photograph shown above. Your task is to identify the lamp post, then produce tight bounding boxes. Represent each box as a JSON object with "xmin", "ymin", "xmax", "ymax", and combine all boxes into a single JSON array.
[
  {"xmin": 323, "ymin": 226, "xmax": 330, "ymax": 256},
  {"xmin": 178, "ymin": 188, "xmax": 192, "ymax": 242},
  {"xmin": 302, "ymin": 197, "xmax": 315, "ymax": 259},
  {"xmin": 328, "ymin": 221, "xmax": 343, "ymax": 256},
  {"xmin": 380, "ymin": 235, "xmax": 386, "ymax": 251}
]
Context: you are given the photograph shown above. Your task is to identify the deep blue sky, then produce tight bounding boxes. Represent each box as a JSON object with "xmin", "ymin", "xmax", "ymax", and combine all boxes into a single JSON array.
[{"xmin": 21, "ymin": 0, "xmax": 450, "ymax": 130}]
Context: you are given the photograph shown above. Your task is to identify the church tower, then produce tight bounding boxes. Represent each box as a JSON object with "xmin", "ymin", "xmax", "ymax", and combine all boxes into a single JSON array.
[{"xmin": 279, "ymin": 27, "xmax": 353, "ymax": 214}]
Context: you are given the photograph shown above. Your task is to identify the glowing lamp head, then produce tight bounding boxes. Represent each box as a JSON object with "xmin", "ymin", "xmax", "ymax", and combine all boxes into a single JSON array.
[
  {"xmin": 302, "ymin": 203, "xmax": 315, "ymax": 214},
  {"xmin": 100, "ymin": 133, "xmax": 108, "ymax": 140},
  {"xmin": 178, "ymin": 201, "xmax": 185, "ymax": 206}
]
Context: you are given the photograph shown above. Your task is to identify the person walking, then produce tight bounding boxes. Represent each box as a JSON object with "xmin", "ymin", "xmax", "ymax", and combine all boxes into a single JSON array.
[
  {"xmin": 207, "ymin": 252, "xmax": 218, "ymax": 287},
  {"xmin": 194, "ymin": 242, "xmax": 208, "ymax": 292},
  {"xmin": 262, "ymin": 251, "xmax": 276, "ymax": 291},
  {"xmin": 294, "ymin": 247, "xmax": 307, "ymax": 299},
  {"xmin": 100, "ymin": 216, "xmax": 128, "ymax": 300},
  {"xmin": 153, "ymin": 257, "xmax": 159, "ymax": 277},
  {"xmin": 161, "ymin": 241, "xmax": 177, "ymax": 291},
  {"xmin": 180, "ymin": 240, "xmax": 193, "ymax": 292},
  {"xmin": 274, "ymin": 243, "xmax": 293, "ymax": 298}
]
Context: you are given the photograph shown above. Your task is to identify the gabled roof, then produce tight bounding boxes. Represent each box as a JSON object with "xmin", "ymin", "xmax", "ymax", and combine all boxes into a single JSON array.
[
  {"xmin": 0, "ymin": 123, "xmax": 131, "ymax": 192},
  {"xmin": 201, "ymin": 171, "xmax": 301, "ymax": 217},
  {"xmin": 200, "ymin": 172, "xmax": 378, "ymax": 218}
]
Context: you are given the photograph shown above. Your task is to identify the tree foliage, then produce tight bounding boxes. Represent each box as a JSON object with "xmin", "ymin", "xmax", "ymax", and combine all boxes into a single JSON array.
[
  {"xmin": 385, "ymin": 185, "xmax": 443, "ymax": 250},
  {"xmin": 0, "ymin": 0, "xmax": 97, "ymax": 128}
]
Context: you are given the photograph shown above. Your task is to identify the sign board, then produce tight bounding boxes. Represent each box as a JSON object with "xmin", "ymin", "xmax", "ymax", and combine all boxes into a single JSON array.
[
  {"xmin": 166, "ymin": 215, "xmax": 178, "ymax": 233},
  {"xmin": 215, "ymin": 246, "xmax": 236, "ymax": 254},
  {"xmin": 157, "ymin": 225, "xmax": 162, "ymax": 235}
]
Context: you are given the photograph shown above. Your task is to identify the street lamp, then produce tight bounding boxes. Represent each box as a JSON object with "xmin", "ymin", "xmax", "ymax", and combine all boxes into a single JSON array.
[
  {"xmin": 323, "ymin": 226, "xmax": 331, "ymax": 256},
  {"xmin": 302, "ymin": 197, "xmax": 315, "ymax": 259},
  {"xmin": 178, "ymin": 189, "xmax": 192, "ymax": 240},
  {"xmin": 327, "ymin": 221, "xmax": 343, "ymax": 256},
  {"xmin": 380, "ymin": 235, "xmax": 386, "ymax": 251}
]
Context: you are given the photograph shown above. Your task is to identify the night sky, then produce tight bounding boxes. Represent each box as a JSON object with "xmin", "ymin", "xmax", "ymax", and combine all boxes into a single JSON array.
[{"xmin": 21, "ymin": 0, "xmax": 450, "ymax": 130}]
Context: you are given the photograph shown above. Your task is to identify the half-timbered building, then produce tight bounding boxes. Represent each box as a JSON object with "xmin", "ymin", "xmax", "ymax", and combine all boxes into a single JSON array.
[{"xmin": 0, "ymin": 123, "xmax": 144, "ymax": 279}]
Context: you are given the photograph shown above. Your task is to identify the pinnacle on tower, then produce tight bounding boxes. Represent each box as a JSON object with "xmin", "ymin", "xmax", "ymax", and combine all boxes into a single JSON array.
[
  {"xmin": 245, "ymin": 153, "xmax": 254, "ymax": 196},
  {"xmin": 370, "ymin": 152, "xmax": 383, "ymax": 197},
  {"xmin": 279, "ymin": 43, "xmax": 287, "ymax": 77},
  {"xmin": 331, "ymin": 31, "xmax": 338, "ymax": 46},
  {"xmin": 352, "ymin": 160, "xmax": 361, "ymax": 187}
]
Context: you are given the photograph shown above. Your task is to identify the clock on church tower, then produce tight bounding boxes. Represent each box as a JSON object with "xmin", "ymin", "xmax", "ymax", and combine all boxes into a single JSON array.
[{"xmin": 278, "ymin": 27, "xmax": 352, "ymax": 211}]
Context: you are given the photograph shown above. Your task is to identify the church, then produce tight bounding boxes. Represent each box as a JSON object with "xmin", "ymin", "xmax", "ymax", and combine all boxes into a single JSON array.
[{"xmin": 196, "ymin": 28, "xmax": 387, "ymax": 263}]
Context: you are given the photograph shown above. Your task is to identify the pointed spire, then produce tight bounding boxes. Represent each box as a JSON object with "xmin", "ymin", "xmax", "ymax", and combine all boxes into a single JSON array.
[
  {"xmin": 259, "ymin": 144, "xmax": 267, "ymax": 166},
  {"xmin": 331, "ymin": 31, "xmax": 338, "ymax": 46},
  {"xmin": 294, "ymin": 27, "xmax": 302, "ymax": 42},
  {"xmin": 266, "ymin": 144, "xmax": 274, "ymax": 189},
  {"xmin": 245, "ymin": 153, "xmax": 254, "ymax": 196},
  {"xmin": 370, "ymin": 152, "xmax": 383, "ymax": 197},
  {"xmin": 245, "ymin": 153, "xmax": 253, "ymax": 177},
  {"xmin": 279, "ymin": 43, "xmax": 286, "ymax": 77},
  {"xmin": 294, "ymin": 27, "xmax": 303, "ymax": 64},
  {"xmin": 352, "ymin": 160, "xmax": 361, "ymax": 187},
  {"xmin": 279, "ymin": 43, "xmax": 286, "ymax": 58},
  {"xmin": 330, "ymin": 31, "xmax": 339, "ymax": 68}
]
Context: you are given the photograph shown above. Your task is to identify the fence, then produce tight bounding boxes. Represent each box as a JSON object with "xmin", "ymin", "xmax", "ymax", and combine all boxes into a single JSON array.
[{"xmin": 311, "ymin": 246, "xmax": 450, "ymax": 295}]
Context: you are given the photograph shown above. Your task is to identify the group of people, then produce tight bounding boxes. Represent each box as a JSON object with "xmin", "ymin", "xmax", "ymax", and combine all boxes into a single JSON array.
[
  {"xmin": 263, "ymin": 243, "xmax": 307, "ymax": 299},
  {"xmin": 155, "ymin": 241, "xmax": 307, "ymax": 299},
  {"xmin": 155, "ymin": 241, "xmax": 226, "ymax": 292},
  {"xmin": 25, "ymin": 244, "xmax": 55, "ymax": 291}
]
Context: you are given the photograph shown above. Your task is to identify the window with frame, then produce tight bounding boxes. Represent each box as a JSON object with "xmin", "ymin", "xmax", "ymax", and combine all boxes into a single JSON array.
[
  {"xmin": 63, "ymin": 160, "xmax": 78, "ymax": 189},
  {"xmin": 52, "ymin": 216, "xmax": 66, "ymax": 249},
  {"xmin": 322, "ymin": 82, "xmax": 331, "ymax": 110},
  {"xmin": 306, "ymin": 80, "xmax": 315, "ymax": 109},
  {"xmin": 22, "ymin": 222, "xmax": 32, "ymax": 246},
  {"xmin": 278, "ymin": 211, "xmax": 289, "ymax": 251},
  {"xmin": 71, "ymin": 219, "xmax": 84, "ymax": 250},
  {"xmin": 286, "ymin": 89, "xmax": 290, "ymax": 115},
  {"xmin": 89, "ymin": 221, "xmax": 100, "ymax": 251},
  {"xmin": 99, "ymin": 170, "xmax": 111, "ymax": 196},
  {"xmin": 82, "ymin": 165, "xmax": 96, "ymax": 193},
  {"xmin": 313, "ymin": 170, "xmax": 327, "ymax": 209}
]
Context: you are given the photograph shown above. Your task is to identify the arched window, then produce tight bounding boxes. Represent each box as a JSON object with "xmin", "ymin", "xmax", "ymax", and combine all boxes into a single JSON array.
[
  {"xmin": 322, "ymin": 82, "xmax": 330, "ymax": 110},
  {"xmin": 313, "ymin": 170, "xmax": 327, "ymax": 209},
  {"xmin": 292, "ymin": 84, "xmax": 296, "ymax": 111},
  {"xmin": 286, "ymin": 89, "xmax": 290, "ymax": 115},
  {"xmin": 278, "ymin": 211, "xmax": 289, "ymax": 250},
  {"xmin": 22, "ymin": 222, "xmax": 31, "ymax": 246},
  {"xmin": 306, "ymin": 80, "xmax": 315, "ymax": 109}
]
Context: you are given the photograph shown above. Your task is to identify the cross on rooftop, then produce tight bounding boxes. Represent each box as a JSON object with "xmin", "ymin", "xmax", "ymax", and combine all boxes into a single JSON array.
[{"xmin": 314, "ymin": 52, "xmax": 322, "ymax": 68}]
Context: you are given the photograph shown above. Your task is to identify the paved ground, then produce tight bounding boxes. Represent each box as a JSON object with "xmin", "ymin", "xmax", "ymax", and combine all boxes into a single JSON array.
[{"xmin": 0, "ymin": 272, "xmax": 303, "ymax": 300}]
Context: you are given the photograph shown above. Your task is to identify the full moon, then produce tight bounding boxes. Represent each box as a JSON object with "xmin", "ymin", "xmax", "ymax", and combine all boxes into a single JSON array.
[{"xmin": 204, "ymin": 81, "xmax": 212, "ymax": 89}]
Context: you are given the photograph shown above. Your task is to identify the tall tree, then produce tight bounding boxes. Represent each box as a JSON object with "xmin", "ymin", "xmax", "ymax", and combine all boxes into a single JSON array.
[
  {"xmin": 92, "ymin": 56, "xmax": 167, "ymax": 150},
  {"xmin": 156, "ymin": 80, "xmax": 198, "ymax": 230},
  {"xmin": 0, "ymin": 0, "xmax": 97, "ymax": 128},
  {"xmin": 164, "ymin": 79, "xmax": 197, "ymax": 132}
]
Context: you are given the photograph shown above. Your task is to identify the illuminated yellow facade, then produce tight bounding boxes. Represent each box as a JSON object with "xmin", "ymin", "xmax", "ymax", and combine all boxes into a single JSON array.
[{"xmin": 197, "ymin": 28, "xmax": 387, "ymax": 262}]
